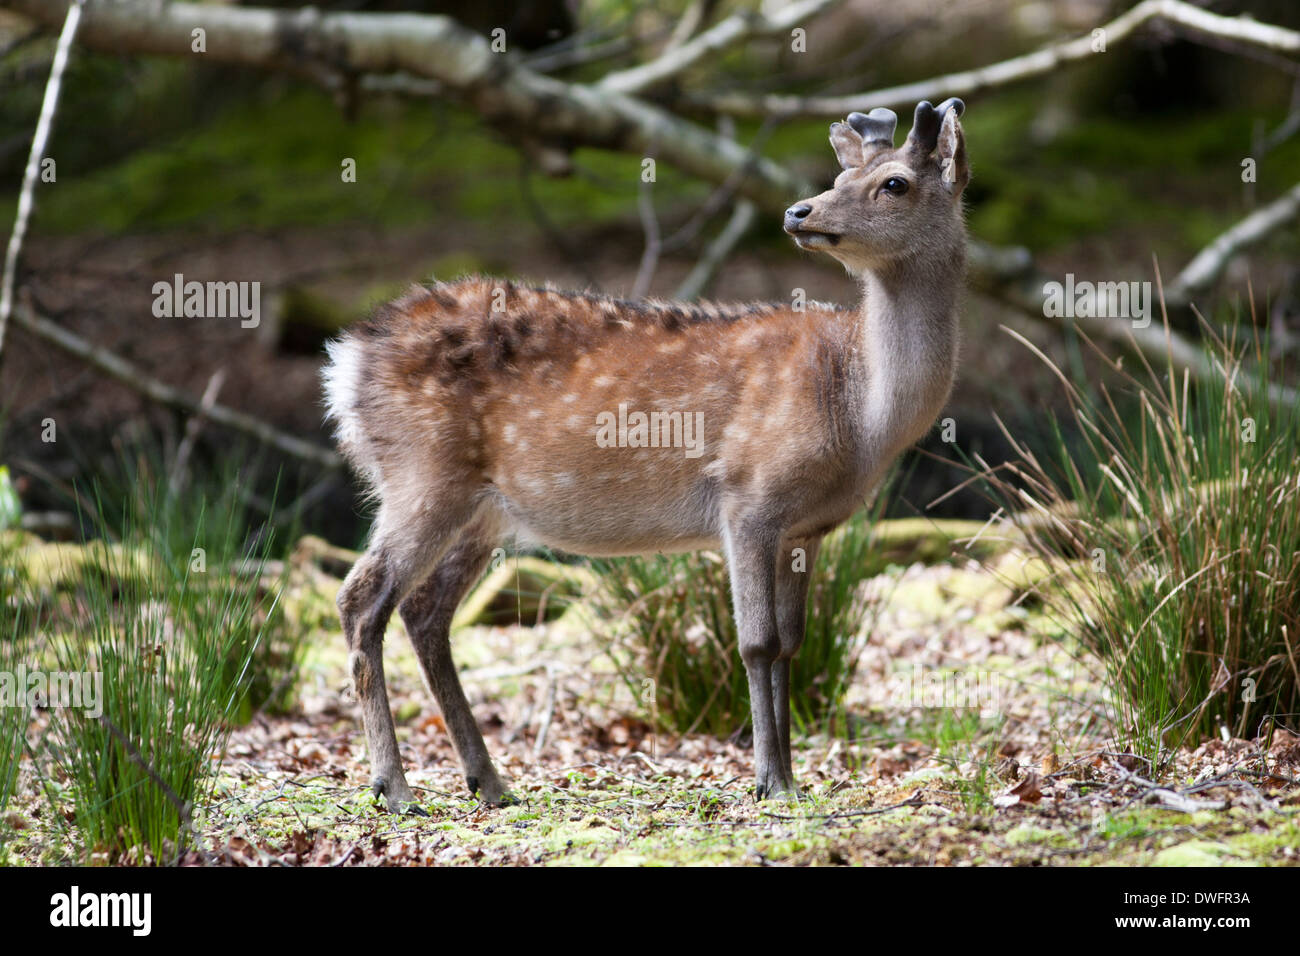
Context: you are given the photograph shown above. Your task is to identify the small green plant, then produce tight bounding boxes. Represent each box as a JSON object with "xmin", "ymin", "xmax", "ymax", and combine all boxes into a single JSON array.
[
  {"xmin": 588, "ymin": 497, "xmax": 890, "ymax": 739},
  {"xmin": 983, "ymin": 311, "xmax": 1300, "ymax": 770}
]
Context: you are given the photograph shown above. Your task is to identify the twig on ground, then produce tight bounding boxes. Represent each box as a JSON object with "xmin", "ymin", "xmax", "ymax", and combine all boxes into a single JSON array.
[
  {"xmin": 761, "ymin": 791, "xmax": 927, "ymax": 822},
  {"xmin": 532, "ymin": 668, "xmax": 559, "ymax": 759}
]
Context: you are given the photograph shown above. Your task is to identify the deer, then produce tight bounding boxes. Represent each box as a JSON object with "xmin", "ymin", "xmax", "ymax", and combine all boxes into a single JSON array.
[{"xmin": 322, "ymin": 98, "xmax": 970, "ymax": 813}]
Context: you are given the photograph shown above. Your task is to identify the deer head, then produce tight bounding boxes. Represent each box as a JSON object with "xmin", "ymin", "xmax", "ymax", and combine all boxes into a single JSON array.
[{"xmin": 784, "ymin": 98, "xmax": 969, "ymax": 274}]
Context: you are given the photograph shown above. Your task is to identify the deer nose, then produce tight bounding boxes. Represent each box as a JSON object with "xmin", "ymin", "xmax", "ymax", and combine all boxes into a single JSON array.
[{"xmin": 784, "ymin": 203, "xmax": 813, "ymax": 230}]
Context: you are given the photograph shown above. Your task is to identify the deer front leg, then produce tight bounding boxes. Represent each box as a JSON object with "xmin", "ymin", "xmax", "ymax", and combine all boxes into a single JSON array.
[
  {"xmin": 337, "ymin": 550, "xmax": 423, "ymax": 815},
  {"xmin": 772, "ymin": 535, "xmax": 821, "ymax": 791},
  {"xmin": 725, "ymin": 519, "xmax": 794, "ymax": 800}
]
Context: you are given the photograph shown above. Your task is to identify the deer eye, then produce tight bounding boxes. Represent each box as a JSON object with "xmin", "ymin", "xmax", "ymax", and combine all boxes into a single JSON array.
[{"xmin": 881, "ymin": 176, "xmax": 909, "ymax": 195}]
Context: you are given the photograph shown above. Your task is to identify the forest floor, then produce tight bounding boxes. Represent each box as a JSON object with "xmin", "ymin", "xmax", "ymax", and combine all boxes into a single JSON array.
[{"xmin": 7, "ymin": 527, "xmax": 1297, "ymax": 867}]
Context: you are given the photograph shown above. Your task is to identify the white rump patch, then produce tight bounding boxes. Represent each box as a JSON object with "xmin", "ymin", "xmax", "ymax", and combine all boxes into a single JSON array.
[{"xmin": 322, "ymin": 336, "xmax": 364, "ymax": 449}]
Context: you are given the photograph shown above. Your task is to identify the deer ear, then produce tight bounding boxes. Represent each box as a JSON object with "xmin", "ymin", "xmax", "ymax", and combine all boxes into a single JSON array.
[
  {"xmin": 935, "ymin": 100, "xmax": 968, "ymax": 196},
  {"xmin": 829, "ymin": 121, "xmax": 864, "ymax": 170}
]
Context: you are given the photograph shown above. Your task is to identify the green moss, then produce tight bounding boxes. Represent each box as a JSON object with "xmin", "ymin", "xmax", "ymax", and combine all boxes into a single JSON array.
[{"xmin": 9, "ymin": 88, "xmax": 651, "ymax": 236}]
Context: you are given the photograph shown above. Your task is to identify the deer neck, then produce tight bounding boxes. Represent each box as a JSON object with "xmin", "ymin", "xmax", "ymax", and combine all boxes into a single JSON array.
[{"xmin": 853, "ymin": 250, "xmax": 963, "ymax": 464}]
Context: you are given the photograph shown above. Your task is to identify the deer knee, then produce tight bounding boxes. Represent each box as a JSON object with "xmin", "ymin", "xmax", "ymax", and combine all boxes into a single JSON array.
[
  {"xmin": 337, "ymin": 551, "xmax": 397, "ymax": 649},
  {"xmin": 739, "ymin": 629, "xmax": 780, "ymax": 667},
  {"xmin": 776, "ymin": 637, "xmax": 804, "ymax": 662}
]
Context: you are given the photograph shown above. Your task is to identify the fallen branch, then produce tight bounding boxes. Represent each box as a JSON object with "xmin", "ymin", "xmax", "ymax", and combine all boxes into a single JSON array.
[
  {"xmin": 11, "ymin": 299, "xmax": 343, "ymax": 468},
  {"xmin": 969, "ymin": 248, "xmax": 1300, "ymax": 411},
  {"xmin": 0, "ymin": 0, "xmax": 82, "ymax": 366},
  {"xmin": 686, "ymin": 0, "xmax": 1300, "ymax": 118}
]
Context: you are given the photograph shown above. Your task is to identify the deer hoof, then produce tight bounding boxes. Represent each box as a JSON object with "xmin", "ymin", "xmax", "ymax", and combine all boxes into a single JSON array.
[
  {"xmin": 372, "ymin": 775, "xmax": 424, "ymax": 815},
  {"xmin": 754, "ymin": 777, "xmax": 801, "ymax": 802},
  {"xmin": 468, "ymin": 775, "xmax": 517, "ymax": 807}
]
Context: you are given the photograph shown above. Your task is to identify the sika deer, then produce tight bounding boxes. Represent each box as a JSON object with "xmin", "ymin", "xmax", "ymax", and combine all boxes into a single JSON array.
[{"xmin": 323, "ymin": 98, "xmax": 970, "ymax": 812}]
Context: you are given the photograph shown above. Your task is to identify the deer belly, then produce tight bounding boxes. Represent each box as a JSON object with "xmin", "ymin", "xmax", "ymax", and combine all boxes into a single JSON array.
[{"xmin": 483, "ymin": 432, "xmax": 719, "ymax": 554}]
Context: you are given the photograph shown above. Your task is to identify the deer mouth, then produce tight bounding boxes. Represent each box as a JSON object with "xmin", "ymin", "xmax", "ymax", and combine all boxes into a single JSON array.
[{"xmin": 790, "ymin": 230, "xmax": 840, "ymax": 249}]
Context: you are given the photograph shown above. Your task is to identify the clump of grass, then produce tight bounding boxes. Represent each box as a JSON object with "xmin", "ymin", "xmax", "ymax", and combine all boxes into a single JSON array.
[
  {"xmin": 40, "ymin": 483, "xmax": 283, "ymax": 864},
  {"xmin": 1, "ymin": 437, "xmax": 309, "ymax": 863},
  {"xmin": 1, "ymin": 607, "xmax": 27, "ymax": 821},
  {"xmin": 64, "ymin": 439, "xmax": 309, "ymax": 719},
  {"xmin": 587, "ymin": 502, "xmax": 889, "ymax": 739},
  {"xmin": 983, "ymin": 313, "xmax": 1300, "ymax": 769},
  {"xmin": 1, "ymin": 522, "xmax": 35, "ymax": 828}
]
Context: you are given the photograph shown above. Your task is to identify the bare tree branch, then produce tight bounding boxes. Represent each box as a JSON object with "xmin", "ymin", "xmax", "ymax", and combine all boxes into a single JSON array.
[
  {"xmin": 2, "ymin": 0, "xmax": 810, "ymax": 210},
  {"xmin": 675, "ymin": 198, "xmax": 757, "ymax": 301},
  {"xmin": 686, "ymin": 0, "xmax": 1300, "ymax": 118},
  {"xmin": 523, "ymin": 35, "xmax": 635, "ymax": 74},
  {"xmin": 662, "ymin": 0, "xmax": 718, "ymax": 56},
  {"xmin": 598, "ymin": 0, "xmax": 840, "ymax": 96},
  {"xmin": 967, "ymin": 243, "xmax": 1300, "ymax": 411},
  {"xmin": 10, "ymin": 298, "xmax": 343, "ymax": 468},
  {"xmin": 168, "ymin": 367, "xmax": 226, "ymax": 496},
  {"xmin": 1165, "ymin": 180, "xmax": 1300, "ymax": 306},
  {"xmin": 631, "ymin": 162, "xmax": 662, "ymax": 300},
  {"xmin": 0, "ymin": 0, "xmax": 81, "ymax": 367}
]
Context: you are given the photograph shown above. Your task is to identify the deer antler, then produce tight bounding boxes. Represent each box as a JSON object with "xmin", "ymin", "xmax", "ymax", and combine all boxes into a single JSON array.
[
  {"xmin": 846, "ymin": 107, "xmax": 897, "ymax": 147},
  {"xmin": 907, "ymin": 98, "xmax": 964, "ymax": 152}
]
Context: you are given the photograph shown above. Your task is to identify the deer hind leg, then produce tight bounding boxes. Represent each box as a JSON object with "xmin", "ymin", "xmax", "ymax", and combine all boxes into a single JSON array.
[
  {"xmin": 398, "ymin": 512, "xmax": 515, "ymax": 806},
  {"xmin": 771, "ymin": 535, "xmax": 822, "ymax": 793},
  {"xmin": 338, "ymin": 499, "xmax": 476, "ymax": 815},
  {"xmin": 725, "ymin": 516, "xmax": 794, "ymax": 800}
]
